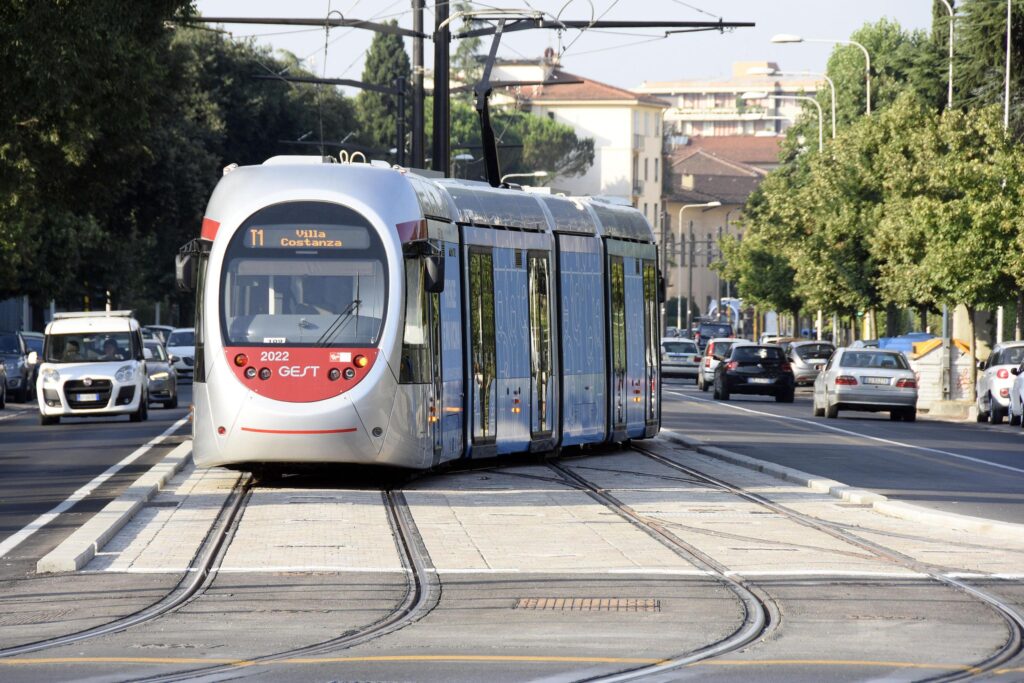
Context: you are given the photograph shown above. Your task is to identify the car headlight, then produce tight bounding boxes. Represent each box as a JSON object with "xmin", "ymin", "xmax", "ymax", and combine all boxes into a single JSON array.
[
  {"xmin": 115, "ymin": 365, "xmax": 136, "ymax": 383},
  {"xmin": 42, "ymin": 368, "xmax": 60, "ymax": 383},
  {"xmin": 149, "ymin": 371, "xmax": 169, "ymax": 381}
]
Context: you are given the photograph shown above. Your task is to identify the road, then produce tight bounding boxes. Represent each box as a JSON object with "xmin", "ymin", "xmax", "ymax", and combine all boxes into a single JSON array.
[
  {"xmin": 661, "ymin": 376, "xmax": 1024, "ymax": 524},
  {"xmin": 0, "ymin": 386, "xmax": 192, "ymax": 577}
]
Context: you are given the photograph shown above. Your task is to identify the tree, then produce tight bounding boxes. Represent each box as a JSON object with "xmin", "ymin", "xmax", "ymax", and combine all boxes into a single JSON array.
[
  {"xmin": 356, "ymin": 21, "xmax": 412, "ymax": 155},
  {"xmin": 956, "ymin": 0, "xmax": 1024, "ymax": 138}
]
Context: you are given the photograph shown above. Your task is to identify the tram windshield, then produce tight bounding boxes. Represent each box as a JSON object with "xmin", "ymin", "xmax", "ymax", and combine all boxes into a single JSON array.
[{"xmin": 220, "ymin": 201, "xmax": 388, "ymax": 347}]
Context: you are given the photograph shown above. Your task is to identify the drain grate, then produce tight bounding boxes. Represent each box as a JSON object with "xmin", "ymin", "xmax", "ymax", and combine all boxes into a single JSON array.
[{"xmin": 514, "ymin": 598, "xmax": 660, "ymax": 612}]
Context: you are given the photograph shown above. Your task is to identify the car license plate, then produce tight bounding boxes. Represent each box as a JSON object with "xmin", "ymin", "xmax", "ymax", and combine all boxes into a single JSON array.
[
  {"xmin": 749, "ymin": 378, "xmax": 772, "ymax": 384},
  {"xmin": 78, "ymin": 392, "xmax": 100, "ymax": 401},
  {"xmin": 863, "ymin": 377, "xmax": 890, "ymax": 385}
]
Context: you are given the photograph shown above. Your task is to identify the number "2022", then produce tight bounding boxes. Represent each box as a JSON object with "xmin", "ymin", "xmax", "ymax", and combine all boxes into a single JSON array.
[{"xmin": 260, "ymin": 351, "xmax": 290, "ymax": 362}]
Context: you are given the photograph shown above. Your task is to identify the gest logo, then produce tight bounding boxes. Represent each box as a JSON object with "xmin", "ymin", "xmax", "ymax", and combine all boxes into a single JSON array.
[{"xmin": 279, "ymin": 365, "xmax": 320, "ymax": 378}]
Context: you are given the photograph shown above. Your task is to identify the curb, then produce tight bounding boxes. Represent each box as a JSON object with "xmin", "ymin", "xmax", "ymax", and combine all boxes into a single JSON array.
[
  {"xmin": 658, "ymin": 429, "xmax": 1024, "ymax": 541},
  {"xmin": 37, "ymin": 441, "xmax": 193, "ymax": 574}
]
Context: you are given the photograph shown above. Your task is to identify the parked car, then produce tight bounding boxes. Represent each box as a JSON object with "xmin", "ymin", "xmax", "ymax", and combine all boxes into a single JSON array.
[
  {"xmin": 144, "ymin": 325, "xmax": 176, "ymax": 344},
  {"xmin": 713, "ymin": 344, "xmax": 795, "ymax": 403},
  {"xmin": 813, "ymin": 348, "xmax": 918, "ymax": 421},
  {"xmin": 1008, "ymin": 361, "xmax": 1024, "ymax": 426},
  {"xmin": 850, "ymin": 339, "xmax": 880, "ymax": 348},
  {"xmin": 975, "ymin": 342, "xmax": 1024, "ymax": 424},
  {"xmin": 788, "ymin": 341, "xmax": 836, "ymax": 387},
  {"xmin": 0, "ymin": 361, "xmax": 6, "ymax": 408},
  {"xmin": 165, "ymin": 327, "xmax": 195, "ymax": 380},
  {"xmin": 144, "ymin": 340, "xmax": 179, "ymax": 409},
  {"xmin": 660, "ymin": 337, "xmax": 701, "ymax": 379},
  {"xmin": 21, "ymin": 331, "xmax": 44, "ymax": 400},
  {"xmin": 697, "ymin": 337, "xmax": 747, "ymax": 392},
  {"xmin": 35, "ymin": 311, "xmax": 149, "ymax": 425},
  {"xmin": 694, "ymin": 321, "xmax": 734, "ymax": 350},
  {"xmin": 0, "ymin": 330, "xmax": 32, "ymax": 402}
]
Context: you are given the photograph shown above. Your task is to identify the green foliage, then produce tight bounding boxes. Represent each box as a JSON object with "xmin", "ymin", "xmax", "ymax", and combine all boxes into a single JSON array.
[
  {"xmin": 955, "ymin": 0, "xmax": 1024, "ymax": 138},
  {"xmin": 356, "ymin": 21, "xmax": 411, "ymax": 154}
]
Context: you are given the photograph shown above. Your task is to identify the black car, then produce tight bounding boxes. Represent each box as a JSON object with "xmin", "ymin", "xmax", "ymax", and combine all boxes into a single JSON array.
[
  {"xmin": 0, "ymin": 331, "xmax": 32, "ymax": 402},
  {"xmin": 695, "ymin": 321, "xmax": 734, "ymax": 350},
  {"xmin": 714, "ymin": 344, "xmax": 795, "ymax": 403}
]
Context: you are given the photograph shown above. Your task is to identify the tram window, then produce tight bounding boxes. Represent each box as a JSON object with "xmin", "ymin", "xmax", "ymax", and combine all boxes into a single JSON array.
[
  {"xmin": 643, "ymin": 261, "xmax": 658, "ymax": 419},
  {"xmin": 469, "ymin": 251, "xmax": 496, "ymax": 442},
  {"xmin": 400, "ymin": 258, "xmax": 431, "ymax": 384},
  {"xmin": 528, "ymin": 253, "xmax": 552, "ymax": 435},
  {"xmin": 610, "ymin": 258, "xmax": 626, "ymax": 376}
]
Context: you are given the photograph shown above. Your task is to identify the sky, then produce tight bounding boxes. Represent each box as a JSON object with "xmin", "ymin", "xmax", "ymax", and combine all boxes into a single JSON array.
[{"xmin": 194, "ymin": 1, "xmax": 936, "ymax": 90}]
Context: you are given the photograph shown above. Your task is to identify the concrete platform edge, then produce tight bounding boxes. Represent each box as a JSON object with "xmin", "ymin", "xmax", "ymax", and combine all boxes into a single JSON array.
[
  {"xmin": 657, "ymin": 429, "xmax": 1024, "ymax": 541},
  {"xmin": 36, "ymin": 440, "xmax": 193, "ymax": 574}
]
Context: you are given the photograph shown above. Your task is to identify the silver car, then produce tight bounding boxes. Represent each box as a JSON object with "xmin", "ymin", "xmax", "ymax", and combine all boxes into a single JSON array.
[
  {"xmin": 788, "ymin": 341, "xmax": 835, "ymax": 387},
  {"xmin": 975, "ymin": 342, "xmax": 1024, "ymax": 424},
  {"xmin": 144, "ymin": 340, "xmax": 179, "ymax": 409},
  {"xmin": 813, "ymin": 348, "xmax": 918, "ymax": 421},
  {"xmin": 661, "ymin": 337, "xmax": 701, "ymax": 379}
]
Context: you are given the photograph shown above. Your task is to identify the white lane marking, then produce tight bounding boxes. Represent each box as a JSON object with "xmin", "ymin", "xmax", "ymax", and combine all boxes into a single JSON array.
[
  {"xmin": 666, "ymin": 390, "xmax": 1024, "ymax": 477},
  {"xmin": 727, "ymin": 570, "xmax": 926, "ymax": 578},
  {"xmin": 0, "ymin": 408, "xmax": 34, "ymax": 422},
  {"xmin": 0, "ymin": 416, "xmax": 190, "ymax": 559}
]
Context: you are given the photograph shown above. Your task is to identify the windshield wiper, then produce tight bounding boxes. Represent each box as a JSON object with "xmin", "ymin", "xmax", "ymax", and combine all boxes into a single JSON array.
[{"xmin": 314, "ymin": 299, "xmax": 361, "ymax": 347}]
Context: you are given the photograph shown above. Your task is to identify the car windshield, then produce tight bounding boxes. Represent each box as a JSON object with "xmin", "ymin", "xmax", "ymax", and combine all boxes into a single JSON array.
[
  {"xmin": 167, "ymin": 330, "xmax": 195, "ymax": 347},
  {"xmin": 663, "ymin": 341, "xmax": 696, "ymax": 354},
  {"xmin": 700, "ymin": 324, "xmax": 732, "ymax": 338},
  {"xmin": 0, "ymin": 333, "xmax": 20, "ymax": 354},
  {"xmin": 45, "ymin": 332, "xmax": 133, "ymax": 363},
  {"xmin": 145, "ymin": 342, "xmax": 168, "ymax": 361},
  {"xmin": 733, "ymin": 346, "xmax": 785, "ymax": 362},
  {"xmin": 794, "ymin": 343, "xmax": 835, "ymax": 361},
  {"xmin": 24, "ymin": 337, "xmax": 43, "ymax": 354},
  {"xmin": 997, "ymin": 346, "xmax": 1024, "ymax": 365},
  {"xmin": 840, "ymin": 351, "xmax": 909, "ymax": 369},
  {"xmin": 221, "ymin": 201, "xmax": 388, "ymax": 347}
]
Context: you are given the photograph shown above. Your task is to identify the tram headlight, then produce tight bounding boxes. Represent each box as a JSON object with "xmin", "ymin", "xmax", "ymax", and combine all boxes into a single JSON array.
[
  {"xmin": 354, "ymin": 355, "xmax": 368, "ymax": 368},
  {"xmin": 328, "ymin": 368, "xmax": 341, "ymax": 381},
  {"xmin": 245, "ymin": 367, "xmax": 257, "ymax": 379},
  {"xmin": 259, "ymin": 367, "xmax": 271, "ymax": 380},
  {"xmin": 343, "ymin": 367, "xmax": 355, "ymax": 380},
  {"xmin": 234, "ymin": 353, "xmax": 248, "ymax": 367},
  {"xmin": 115, "ymin": 365, "xmax": 136, "ymax": 383}
]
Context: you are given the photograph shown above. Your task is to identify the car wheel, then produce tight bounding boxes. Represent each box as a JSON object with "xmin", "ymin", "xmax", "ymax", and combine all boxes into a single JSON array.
[
  {"xmin": 825, "ymin": 396, "xmax": 838, "ymax": 419},
  {"xmin": 40, "ymin": 414, "xmax": 59, "ymax": 425},
  {"xmin": 1010, "ymin": 409, "xmax": 1021, "ymax": 426},
  {"xmin": 0, "ymin": 385, "xmax": 5, "ymax": 409},
  {"xmin": 130, "ymin": 396, "xmax": 147, "ymax": 422},
  {"xmin": 698, "ymin": 374, "xmax": 707, "ymax": 392},
  {"xmin": 813, "ymin": 399, "xmax": 825, "ymax": 417},
  {"xmin": 141, "ymin": 396, "xmax": 149, "ymax": 421},
  {"xmin": 890, "ymin": 411, "xmax": 902, "ymax": 421},
  {"xmin": 976, "ymin": 395, "xmax": 989, "ymax": 422},
  {"xmin": 164, "ymin": 395, "xmax": 178, "ymax": 409},
  {"xmin": 904, "ymin": 408, "xmax": 917, "ymax": 422},
  {"xmin": 989, "ymin": 399, "xmax": 1004, "ymax": 425},
  {"xmin": 718, "ymin": 381, "xmax": 730, "ymax": 401}
]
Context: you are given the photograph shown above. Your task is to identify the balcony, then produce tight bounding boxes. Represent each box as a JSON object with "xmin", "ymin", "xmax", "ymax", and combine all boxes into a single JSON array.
[{"xmin": 632, "ymin": 178, "xmax": 645, "ymax": 196}]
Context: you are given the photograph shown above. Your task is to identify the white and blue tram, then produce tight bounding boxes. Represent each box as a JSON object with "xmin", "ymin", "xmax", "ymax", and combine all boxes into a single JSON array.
[{"xmin": 178, "ymin": 156, "xmax": 661, "ymax": 471}]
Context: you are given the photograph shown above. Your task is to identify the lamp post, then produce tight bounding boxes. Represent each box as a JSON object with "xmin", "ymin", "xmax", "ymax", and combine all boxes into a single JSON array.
[
  {"xmin": 500, "ymin": 170, "xmax": 549, "ymax": 184},
  {"xmin": 677, "ymin": 201, "xmax": 721, "ymax": 332},
  {"xmin": 772, "ymin": 33, "xmax": 872, "ymax": 115},
  {"xmin": 742, "ymin": 91, "xmax": 824, "ymax": 151},
  {"xmin": 747, "ymin": 66, "xmax": 836, "ymax": 138},
  {"xmin": 937, "ymin": 0, "xmax": 956, "ymax": 396},
  {"xmin": 999, "ymin": 0, "xmax": 1012, "ymax": 342}
]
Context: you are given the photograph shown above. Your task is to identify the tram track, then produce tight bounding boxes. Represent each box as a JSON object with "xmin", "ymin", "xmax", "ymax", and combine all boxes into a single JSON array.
[
  {"xmin": 625, "ymin": 444, "xmax": 1024, "ymax": 682},
  {"xmin": 133, "ymin": 488, "xmax": 440, "ymax": 683},
  {"xmin": 544, "ymin": 458, "xmax": 774, "ymax": 682},
  {"xmin": 0, "ymin": 473, "xmax": 255, "ymax": 660}
]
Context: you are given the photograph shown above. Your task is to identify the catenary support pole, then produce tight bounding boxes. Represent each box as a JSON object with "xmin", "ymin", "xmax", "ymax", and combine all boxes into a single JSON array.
[
  {"xmin": 432, "ymin": 0, "xmax": 450, "ymax": 175},
  {"xmin": 411, "ymin": 0, "xmax": 424, "ymax": 168}
]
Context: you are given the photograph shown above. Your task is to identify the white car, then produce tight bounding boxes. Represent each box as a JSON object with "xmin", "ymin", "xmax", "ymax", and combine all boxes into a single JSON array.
[
  {"xmin": 975, "ymin": 342, "xmax": 1024, "ymax": 424},
  {"xmin": 35, "ymin": 311, "xmax": 148, "ymax": 425},
  {"xmin": 660, "ymin": 337, "xmax": 701, "ymax": 379},
  {"xmin": 165, "ymin": 327, "xmax": 196, "ymax": 380}
]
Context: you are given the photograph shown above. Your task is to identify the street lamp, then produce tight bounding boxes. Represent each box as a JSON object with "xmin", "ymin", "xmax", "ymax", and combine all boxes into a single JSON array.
[
  {"xmin": 676, "ymin": 201, "xmax": 721, "ymax": 332},
  {"xmin": 500, "ymin": 170, "xmax": 549, "ymax": 184},
  {"xmin": 742, "ymin": 91, "xmax": 823, "ymax": 151},
  {"xmin": 771, "ymin": 33, "xmax": 872, "ymax": 115},
  {"xmin": 747, "ymin": 66, "xmax": 836, "ymax": 139}
]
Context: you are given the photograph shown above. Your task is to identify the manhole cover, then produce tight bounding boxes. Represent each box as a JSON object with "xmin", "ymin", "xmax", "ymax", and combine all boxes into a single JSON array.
[{"xmin": 514, "ymin": 598, "xmax": 660, "ymax": 612}]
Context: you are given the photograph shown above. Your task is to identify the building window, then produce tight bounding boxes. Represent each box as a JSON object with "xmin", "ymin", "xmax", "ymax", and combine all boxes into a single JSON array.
[
  {"xmin": 702, "ymin": 121, "xmax": 714, "ymax": 135},
  {"xmin": 644, "ymin": 158, "xmax": 649, "ymax": 181},
  {"xmin": 633, "ymin": 111, "xmax": 640, "ymax": 134},
  {"xmin": 643, "ymin": 202, "xmax": 648, "ymax": 218},
  {"xmin": 654, "ymin": 158, "xmax": 659, "ymax": 183},
  {"xmin": 654, "ymin": 202, "xmax": 659, "ymax": 220}
]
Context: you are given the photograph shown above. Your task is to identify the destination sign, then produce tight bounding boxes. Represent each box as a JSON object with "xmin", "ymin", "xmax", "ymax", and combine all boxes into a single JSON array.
[{"xmin": 245, "ymin": 225, "xmax": 370, "ymax": 250}]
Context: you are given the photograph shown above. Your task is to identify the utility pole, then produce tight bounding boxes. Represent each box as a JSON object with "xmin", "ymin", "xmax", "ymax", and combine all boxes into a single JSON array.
[
  {"xmin": 395, "ymin": 76, "xmax": 406, "ymax": 166},
  {"xmin": 686, "ymin": 221, "xmax": 695, "ymax": 330},
  {"xmin": 411, "ymin": 0, "xmax": 425, "ymax": 168},
  {"xmin": 432, "ymin": 1, "xmax": 451, "ymax": 175}
]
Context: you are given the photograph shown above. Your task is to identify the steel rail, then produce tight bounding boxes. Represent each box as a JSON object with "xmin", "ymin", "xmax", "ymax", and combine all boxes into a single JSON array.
[
  {"xmin": 138, "ymin": 488, "xmax": 439, "ymax": 682},
  {"xmin": 0, "ymin": 474, "xmax": 254, "ymax": 659},
  {"xmin": 632, "ymin": 444, "xmax": 1024, "ymax": 682},
  {"xmin": 546, "ymin": 459, "xmax": 771, "ymax": 682}
]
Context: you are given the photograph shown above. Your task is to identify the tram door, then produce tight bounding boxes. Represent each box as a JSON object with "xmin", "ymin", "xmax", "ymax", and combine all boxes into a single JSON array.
[
  {"xmin": 528, "ymin": 252, "xmax": 554, "ymax": 439},
  {"xmin": 642, "ymin": 260, "xmax": 660, "ymax": 431},
  {"xmin": 400, "ymin": 253, "xmax": 442, "ymax": 463},
  {"xmin": 608, "ymin": 255, "xmax": 627, "ymax": 435},
  {"xmin": 438, "ymin": 241, "xmax": 464, "ymax": 463}
]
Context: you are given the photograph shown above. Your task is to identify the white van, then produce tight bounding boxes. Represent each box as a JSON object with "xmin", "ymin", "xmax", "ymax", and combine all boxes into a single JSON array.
[{"xmin": 35, "ymin": 311, "xmax": 148, "ymax": 425}]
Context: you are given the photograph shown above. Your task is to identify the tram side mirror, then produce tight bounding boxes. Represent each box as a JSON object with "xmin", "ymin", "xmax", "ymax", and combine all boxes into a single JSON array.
[
  {"xmin": 658, "ymin": 274, "xmax": 666, "ymax": 303},
  {"xmin": 176, "ymin": 253, "xmax": 195, "ymax": 292},
  {"xmin": 425, "ymin": 255, "xmax": 445, "ymax": 293}
]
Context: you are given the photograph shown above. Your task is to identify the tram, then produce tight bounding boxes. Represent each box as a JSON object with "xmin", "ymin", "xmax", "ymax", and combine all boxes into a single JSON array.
[{"xmin": 176, "ymin": 156, "xmax": 662, "ymax": 471}]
